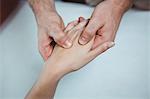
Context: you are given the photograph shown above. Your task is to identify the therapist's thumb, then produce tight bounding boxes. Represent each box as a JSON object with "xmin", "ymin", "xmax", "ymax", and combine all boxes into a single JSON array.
[
  {"xmin": 79, "ymin": 18, "xmax": 101, "ymax": 45},
  {"xmin": 49, "ymin": 26, "xmax": 72, "ymax": 48}
]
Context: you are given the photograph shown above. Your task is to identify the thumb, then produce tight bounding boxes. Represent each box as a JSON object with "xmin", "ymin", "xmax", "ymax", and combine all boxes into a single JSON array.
[
  {"xmin": 38, "ymin": 38, "xmax": 54, "ymax": 61},
  {"xmin": 79, "ymin": 18, "xmax": 103, "ymax": 45},
  {"xmin": 49, "ymin": 26, "xmax": 72, "ymax": 48},
  {"xmin": 87, "ymin": 42, "xmax": 115, "ymax": 60}
]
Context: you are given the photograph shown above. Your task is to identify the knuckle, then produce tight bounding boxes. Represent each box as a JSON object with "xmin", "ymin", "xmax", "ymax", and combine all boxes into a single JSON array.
[
  {"xmin": 83, "ymin": 30, "xmax": 93, "ymax": 39},
  {"xmin": 102, "ymin": 43, "xmax": 110, "ymax": 51},
  {"xmin": 54, "ymin": 38, "xmax": 62, "ymax": 44},
  {"xmin": 58, "ymin": 32, "xmax": 65, "ymax": 37},
  {"xmin": 53, "ymin": 32, "xmax": 65, "ymax": 41},
  {"xmin": 70, "ymin": 66, "xmax": 80, "ymax": 71},
  {"xmin": 55, "ymin": 37, "xmax": 65, "ymax": 45}
]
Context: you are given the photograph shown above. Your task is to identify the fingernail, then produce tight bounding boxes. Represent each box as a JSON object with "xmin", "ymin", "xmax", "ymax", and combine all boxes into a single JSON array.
[
  {"xmin": 108, "ymin": 42, "xmax": 115, "ymax": 48},
  {"xmin": 79, "ymin": 37, "xmax": 88, "ymax": 45},
  {"xmin": 63, "ymin": 40, "xmax": 72, "ymax": 48}
]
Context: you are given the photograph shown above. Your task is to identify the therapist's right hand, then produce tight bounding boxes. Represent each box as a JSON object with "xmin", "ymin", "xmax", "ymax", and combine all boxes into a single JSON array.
[{"xmin": 37, "ymin": 12, "xmax": 73, "ymax": 60}]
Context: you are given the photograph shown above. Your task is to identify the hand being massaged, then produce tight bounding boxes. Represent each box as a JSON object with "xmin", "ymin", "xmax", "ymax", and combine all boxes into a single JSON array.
[{"xmin": 25, "ymin": 18, "xmax": 115, "ymax": 99}]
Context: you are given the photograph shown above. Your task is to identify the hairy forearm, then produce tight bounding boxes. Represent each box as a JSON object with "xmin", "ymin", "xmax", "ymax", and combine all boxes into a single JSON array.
[
  {"xmin": 108, "ymin": 0, "xmax": 134, "ymax": 13},
  {"xmin": 28, "ymin": 0, "xmax": 56, "ymax": 18}
]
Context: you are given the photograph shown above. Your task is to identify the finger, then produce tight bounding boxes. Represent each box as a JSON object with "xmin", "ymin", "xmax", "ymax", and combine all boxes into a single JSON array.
[
  {"xmin": 68, "ymin": 28, "xmax": 84, "ymax": 46},
  {"xmin": 79, "ymin": 18, "xmax": 103, "ymax": 45},
  {"xmin": 78, "ymin": 16, "xmax": 85, "ymax": 22},
  {"xmin": 87, "ymin": 42, "xmax": 115, "ymax": 60},
  {"xmin": 67, "ymin": 19, "xmax": 88, "ymax": 44},
  {"xmin": 39, "ymin": 38, "xmax": 53, "ymax": 61},
  {"xmin": 71, "ymin": 19, "xmax": 88, "ymax": 32},
  {"xmin": 49, "ymin": 27, "xmax": 72, "ymax": 48},
  {"xmin": 92, "ymin": 29, "xmax": 115, "ymax": 49},
  {"xmin": 64, "ymin": 20, "xmax": 79, "ymax": 33},
  {"xmin": 92, "ymin": 34, "xmax": 105, "ymax": 49}
]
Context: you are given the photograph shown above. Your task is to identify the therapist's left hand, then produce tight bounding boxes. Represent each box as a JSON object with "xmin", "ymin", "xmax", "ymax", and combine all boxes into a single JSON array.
[{"xmin": 79, "ymin": 0, "xmax": 132, "ymax": 49}]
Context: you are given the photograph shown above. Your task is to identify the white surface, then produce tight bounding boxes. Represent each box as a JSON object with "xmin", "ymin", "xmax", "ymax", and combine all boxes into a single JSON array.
[{"xmin": 0, "ymin": 1, "xmax": 150, "ymax": 99}]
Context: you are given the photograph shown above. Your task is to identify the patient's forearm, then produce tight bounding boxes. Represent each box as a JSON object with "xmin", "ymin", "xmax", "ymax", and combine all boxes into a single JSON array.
[{"xmin": 25, "ymin": 64, "xmax": 62, "ymax": 99}]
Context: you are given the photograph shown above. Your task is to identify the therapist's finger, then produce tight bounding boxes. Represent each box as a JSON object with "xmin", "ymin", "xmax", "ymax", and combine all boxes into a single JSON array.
[
  {"xmin": 67, "ymin": 19, "xmax": 89, "ymax": 45},
  {"xmin": 79, "ymin": 17, "xmax": 103, "ymax": 45},
  {"xmin": 79, "ymin": 16, "xmax": 85, "ymax": 22},
  {"xmin": 64, "ymin": 20, "xmax": 79, "ymax": 33}
]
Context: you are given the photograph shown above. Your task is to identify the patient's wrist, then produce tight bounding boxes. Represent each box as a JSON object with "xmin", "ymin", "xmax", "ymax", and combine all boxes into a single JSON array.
[{"xmin": 43, "ymin": 62, "xmax": 66, "ymax": 80}]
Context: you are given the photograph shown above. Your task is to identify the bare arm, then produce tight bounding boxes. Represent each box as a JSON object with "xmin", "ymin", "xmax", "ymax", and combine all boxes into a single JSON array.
[
  {"xmin": 25, "ymin": 19, "xmax": 114, "ymax": 99},
  {"xmin": 28, "ymin": 0, "xmax": 71, "ymax": 61},
  {"xmin": 28, "ymin": 0, "xmax": 56, "ymax": 23},
  {"xmin": 25, "ymin": 65, "xmax": 60, "ymax": 99},
  {"xmin": 111, "ymin": 0, "xmax": 133, "ymax": 13},
  {"xmin": 79, "ymin": 0, "xmax": 133, "ymax": 49}
]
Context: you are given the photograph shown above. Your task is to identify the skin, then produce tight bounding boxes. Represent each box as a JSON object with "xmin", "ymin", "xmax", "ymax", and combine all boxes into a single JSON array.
[
  {"xmin": 28, "ymin": 0, "xmax": 70, "ymax": 60},
  {"xmin": 79, "ymin": 0, "xmax": 133, "ymax": 49},
  {"xmin": 25, "ymin": 19, "xmax": 115, "ymax": 99},
  {"xmin": 28, "ymin": 0, "xmax": 133, "ymax": 60}
]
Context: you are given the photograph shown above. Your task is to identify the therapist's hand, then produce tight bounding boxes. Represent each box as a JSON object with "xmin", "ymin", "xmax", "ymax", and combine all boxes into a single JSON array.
[
  {"xmin": 45, "ymin": 19, "xmax": 115, "ymax": 76},
  {"xmin": 37, "ymin": 13, "xmax": 81, "ymax": 60},
  {"xmin": 28, "ymin": 0, "xmax": 73, "ymax": 60},
  {"xmin": 79, "ymin": 0, "xmax": 133, "ymax": 49},
  {"xmin": 37, "ymin": 12, "xmax": 71, "ymax": 60}
]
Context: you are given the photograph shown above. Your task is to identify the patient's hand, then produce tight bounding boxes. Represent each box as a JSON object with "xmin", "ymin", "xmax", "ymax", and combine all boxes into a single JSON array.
[
  {"xmin": 25, "ymin": 19, "xmax": 115, "ymax": 99},
  {"xmin": 45, "ymin": 19, "xmax": 115, "ymax": 77}
]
